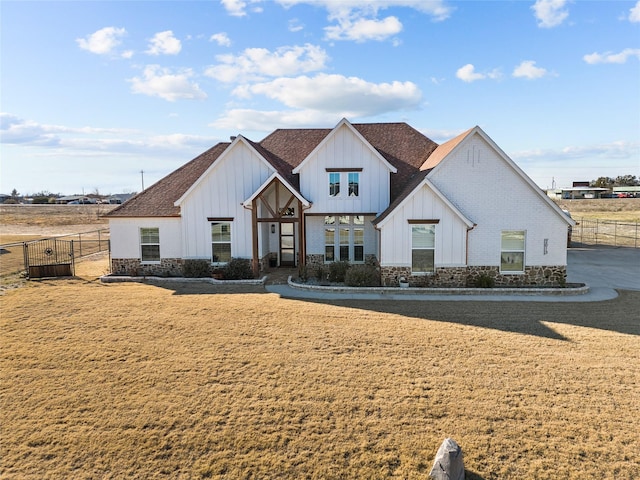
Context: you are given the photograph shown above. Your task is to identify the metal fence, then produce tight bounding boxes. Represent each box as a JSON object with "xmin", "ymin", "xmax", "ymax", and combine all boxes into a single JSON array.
[
  {"xmin": 0, "ymin": 229, "xmax": 110, "ymax": 277},
  {"xmin": 571, "ymin": 218, "xmax": 639, "ymax": 248}
]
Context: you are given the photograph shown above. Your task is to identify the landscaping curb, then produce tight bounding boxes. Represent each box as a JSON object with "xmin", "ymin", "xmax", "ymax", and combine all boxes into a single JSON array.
[
  {"xmin": 287, "ymin": 276, "xmax": 590, "ymax": 296},
  {"xmin": 100, "ymin": 275, "xmax": 267, "ymax": 285}
]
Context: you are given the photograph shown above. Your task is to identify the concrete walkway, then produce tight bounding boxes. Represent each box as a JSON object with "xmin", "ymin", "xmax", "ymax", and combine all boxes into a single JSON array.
[{"xmin": 265, "ymin": 247, "xmax": 640, "ymax": 302}]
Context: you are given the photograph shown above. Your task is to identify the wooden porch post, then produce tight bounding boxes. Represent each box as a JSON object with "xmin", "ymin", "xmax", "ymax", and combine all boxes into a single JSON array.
[{"xmin": 252, "ymin": 198, "xmax": 259, "ymax": 277}]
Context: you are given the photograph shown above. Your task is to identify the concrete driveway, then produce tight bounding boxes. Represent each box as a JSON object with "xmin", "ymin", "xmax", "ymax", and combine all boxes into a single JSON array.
[{"xmin": 567, "ymin": 246, "xmax": 640, "ymax": 292}]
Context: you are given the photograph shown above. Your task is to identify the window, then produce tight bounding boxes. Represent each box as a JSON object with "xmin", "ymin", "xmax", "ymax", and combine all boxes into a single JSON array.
[
  {"xmin": 324, "ymin": 215, "xmax": 365, "ymax": 263},
  {"xmin": 354, "ymin": 228, "xmax": 364, "ymax": 262},
  {"xmin": 411, "ymin": 224, "xmax": 435, "ymax": 273},
  {"xmin": 140, "ymin": 227, "xmax": 160, "ymax": 263},
  {"xmin": 348, "ymin": 172, "xmax": 359, "ymax": 197},
  {"xmin": 329, "ymin": 173, "xmax": 340, "ymax": 197},
  {"xmin": 211, "ymin": 222, "xmax": 232, "ymax": 264},
  {"xmin": 501, "ymin": 230, "xmax": 525, "ymax": 273},
  {"xmin": 339, "ymin": 228, "xmax": 350, "ymax": 261},
  {"xmin": 328, "ymin": 170, "xmax": 361, "ymax": 198},
  {"xmin": 324, "ymin": 227, "xmax": 335, "ymax": 262}
]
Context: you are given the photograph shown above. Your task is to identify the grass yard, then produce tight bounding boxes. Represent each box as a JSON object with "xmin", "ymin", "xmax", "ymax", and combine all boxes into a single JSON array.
[
  {"xmin": 1, "ymin": 200, "xmax": 639, "ymax": 478},
  {"xmin": 1, "ymin": 272, "xmax": 639, "ymax": 479}
]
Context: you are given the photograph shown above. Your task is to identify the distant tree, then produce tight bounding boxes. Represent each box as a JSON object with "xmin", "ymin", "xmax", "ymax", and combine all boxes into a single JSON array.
[
  {"xmin": 591, "ymin": 177, "xmax": 614, "ymax": 188},
  {"xmin": 32, "ymin": 196, "xmax": 52, "ymax": 204},
  {"xmin": 614, "ymin": 175, "xmax": 639, "ymax": 186},
  {"xmin": 10, "ymin": 188, "xmax": 19, "ymax": 198}
]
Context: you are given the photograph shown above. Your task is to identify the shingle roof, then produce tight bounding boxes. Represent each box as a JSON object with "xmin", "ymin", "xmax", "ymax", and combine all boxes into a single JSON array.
[
  {"xmin": 106, "ymin": 142, "xmax": 230, "ymax": 217},
  {"xmin": 419, "ymin": 127, "xmax": 474, "ymax": 171},
  {"xmin": 106, "ymin": 122, "xmax": 441, "ymax": 218}
]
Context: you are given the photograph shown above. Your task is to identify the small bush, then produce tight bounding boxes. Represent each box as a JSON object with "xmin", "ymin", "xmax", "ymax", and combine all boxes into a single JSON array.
[
  {"xmin": 315, "ymin": 265, "xmax": 326, "ymax": 282},
  {"xmin": 297, "ymin": 264, "xmax": 309, "ymax": 282},
  {"xmin": 183, "ymin": 259, "xmax": 211, "ymax": 278},
  {"xmin": 474, "ymin": 273, "xmax": 495, "ymax": 288},
  {"xmin": 223, "ymin": 258, "xmax": 254, "ymax": 280},
  {"xmin": 344, "ymin": 265, "xmax": 381, "ymax": 287},
  {"xmin": 328, "ymin": 261, "xmax": 350, "ymax": 283}
]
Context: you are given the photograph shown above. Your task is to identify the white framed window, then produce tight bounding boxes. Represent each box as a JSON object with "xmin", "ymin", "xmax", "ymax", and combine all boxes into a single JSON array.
[
  {"xmin": 324, "ymin": 215, "xmax": 365, "ymax": 263},
  {"xmin": 329, "ymin": 172, "xmax": 340, "ymax": 197},
  {"xmin": 348, "ymin": 172, "xmax": 359, "ymax": 197},
  {"xmin": 327, "ymin": 170, "xmax": 361, "ymax": 198},
  {"xmin": 411, "ymin": 224, "xmax": 435, "ymax": 274},
  {"xmin": 140, "ymin": 227, "xmax": 160, "ymax": 263},
  {"xmin": 501, "ymin": 230, "xmax": 525, "ymax": 273},
  {"xmin": 211, "ymin": 222, "xmax": 232, "ymax": 264}
]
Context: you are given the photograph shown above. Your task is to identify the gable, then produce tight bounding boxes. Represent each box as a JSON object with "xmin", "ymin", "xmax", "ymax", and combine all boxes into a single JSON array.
[
  {"xmin": 292, "ymin": 119, "xmax": 397, "ymax": 175},
  {"xmin": 174, "ymin": 136, "xmax": 277, "ymax": 207},
  {"xmin": 426, "ymin": 127, "xmax": 574, "ymax": 227}
]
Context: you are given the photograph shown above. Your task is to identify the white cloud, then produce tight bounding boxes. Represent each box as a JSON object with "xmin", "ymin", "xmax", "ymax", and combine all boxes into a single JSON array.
[
  {"xmin": 231, "ymin": 73, "xmax": 422, "ymax": 115},
  {"xmin": 204, "ymin": 44, "xmax": 329, "ymax": 83},
  {"xmin": 210, "ymin": 109, "xmax": 341, "ymax": 130},
  {"xmin": 278, "ymin": 1, "xmax": 451, "ymax": 43},
  {"xmin": 456, "ymin": 64, "xmax": 501, "ymax": 82},
  {"xmin": 630, "ymin": 1, "xmax": 640, "ymax": 22},
  {"xmin": 129, "ymin": 65, "xmax": 207, "ymax": 101},
  {"xmin": 531, "ymin": 0, "xmax": 569, "ymax": 28},
  {"xmin": 220, "ymin": 0, "xmax": 263, "ymax": 16},
  {"xmin": 210, "ymin": 32, "xmax": 232, "ymax": 47},
  {"xmin": 583, "ymin": 48, "xmax": 640, "ymax": 65},
  {"xmin": 512, "ymin": 60, "xmax": 549, "ymax": 79},
  {"xmin": 1, "ymin": 113, "xmax": 215, "ymax": 153},
  {"xmin": 288, "ymin": 18, "xmax": 304, "ymax": 32},
  {"xmin": 325, "ymin": 15, "xmax": 402, "ymax": 42},
  {"xmin": 76, "ymin": 27, "xmax": 127, "ymax": 56},
  {"xmin": 146, "ymin": 31, "xmax": 182, "ymax": 55},
  {"xmin": 278, "ymin": 0, "xmax": 452, "ymax": 22}
]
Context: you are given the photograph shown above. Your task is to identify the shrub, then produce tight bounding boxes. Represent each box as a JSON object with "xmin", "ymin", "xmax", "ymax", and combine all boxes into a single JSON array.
[
  {"xmin": 183, "ymin": 259, "xmax": 211, "ymax": 278},
  {"xmin": 344, "ymin": 265, "xmax": 381, "ymax": 287},
  {"xmin": 315, "ymin": 265, "xmax": 326, "ymax": 282},
  {"xmin": 474, "ymin": 273, "xmax": 495, "ymax": 288},
  {"xmin": 223, "ymin": 258, "xmax": 254, "ymax": 280},
  {"xmin": 328, "ymin": 261, "xmax": 350, "ymax": 283},
  {"xmin": 297, "ymin": 264, "xmax": 309, "ymax": 282}
]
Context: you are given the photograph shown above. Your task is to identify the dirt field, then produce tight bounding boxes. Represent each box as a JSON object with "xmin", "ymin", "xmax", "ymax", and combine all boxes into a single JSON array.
[{"xmin": 1, "ymin": 203, "xmax": 639, "ymax": 479}]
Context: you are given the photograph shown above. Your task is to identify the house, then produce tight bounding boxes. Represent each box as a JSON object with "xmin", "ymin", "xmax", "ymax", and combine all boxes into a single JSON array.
[{"xmin": 106, "ymin": 119, "xmax": 574, "ymax": 287}]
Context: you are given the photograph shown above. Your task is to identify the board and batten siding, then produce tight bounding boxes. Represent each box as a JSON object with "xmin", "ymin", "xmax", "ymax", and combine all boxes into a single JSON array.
[
  {"xmin": 297, "ymin": 124, "xmax": 391, "ymax": 215},
  {"xmin": 179, "ymin": 141, "xmax": 275, "ymax": 260},
  {"xmin": 378, "ymin": 186, "xmax": 469, "ymax": 267},
  {"xmin": 109, "ymin": 217, "xmax": 181, "ymax": 259},
  {"xmin": 427, "ymin": 132, "xmax": 568, "ymax": 267}
]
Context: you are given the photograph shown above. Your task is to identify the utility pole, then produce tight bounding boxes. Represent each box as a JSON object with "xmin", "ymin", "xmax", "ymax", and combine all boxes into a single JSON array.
[{"xmin": 141, "ymin": 170, "xmax": 145, "ymax": 191}]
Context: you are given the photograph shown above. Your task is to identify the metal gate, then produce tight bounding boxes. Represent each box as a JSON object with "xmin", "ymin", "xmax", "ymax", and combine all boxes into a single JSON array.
[{"xmin": 23, "ymin": 238, "xmax": 75, "ymax": 278}]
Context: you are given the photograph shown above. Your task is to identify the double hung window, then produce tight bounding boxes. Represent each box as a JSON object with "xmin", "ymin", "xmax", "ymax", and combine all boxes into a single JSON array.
[
  {"xmin": 140, "ymin": 227, "xmax": 160, "ymax": 263},
  {"xmin": 211, "ymin": 222, "xmax": 232, "ymax": 264},
  {"xmin": 411, "ymin": 224, "xmax": 435, "ymax": 273},
  {"xmin": 500, "ymin": 230, "xmax": 525, "ymax": 273}
]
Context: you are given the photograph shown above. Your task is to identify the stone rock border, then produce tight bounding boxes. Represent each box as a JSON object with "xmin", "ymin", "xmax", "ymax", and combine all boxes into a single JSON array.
[
  {"xmin": 288, "ymin": 276, "xmax": 589, "ymax": 296},
  {"xmin": 100, "ymin": 275, "xmax": 267, "ymax": 285}
]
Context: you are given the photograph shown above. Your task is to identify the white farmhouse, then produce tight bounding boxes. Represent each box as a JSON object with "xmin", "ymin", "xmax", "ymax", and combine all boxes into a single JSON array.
[{"xmin": 106, "ymin": 119, "xmax": 574, "ymax": 287}]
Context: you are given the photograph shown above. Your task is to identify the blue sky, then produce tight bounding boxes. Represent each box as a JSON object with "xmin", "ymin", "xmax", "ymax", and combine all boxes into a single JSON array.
[{"xmin": 1, "ymin": 0, "xmax": 639, "ymax": 196}]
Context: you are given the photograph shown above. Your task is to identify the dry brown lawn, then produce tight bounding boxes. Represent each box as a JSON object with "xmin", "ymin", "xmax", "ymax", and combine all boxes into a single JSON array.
[
  {"xmin": 1, "ymin": 261, "xmax": 639, "ymax": 479},
  {"xmin": 1, "ymin": 201, "xmax": 639, "ymax": 479}
]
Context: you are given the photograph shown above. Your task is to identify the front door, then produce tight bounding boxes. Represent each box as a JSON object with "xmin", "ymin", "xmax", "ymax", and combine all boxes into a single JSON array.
[{"xmin": 280, "ymin": 222, "xmax": 296, "ymax": 266}]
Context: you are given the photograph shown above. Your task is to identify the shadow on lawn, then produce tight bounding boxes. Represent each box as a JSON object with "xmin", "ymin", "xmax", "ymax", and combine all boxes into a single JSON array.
[
  {"xmin": 290, "ymin": 290, "xmax": 640, "ymax": 341},
  {"xmin": 156, "ymin": 276, "xmax": 639, "ymax": 340}
]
